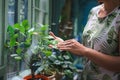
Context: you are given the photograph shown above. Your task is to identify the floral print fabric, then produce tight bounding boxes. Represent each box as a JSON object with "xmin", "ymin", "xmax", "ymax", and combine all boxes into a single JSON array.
[{"xmin": 82, "ymin": 4, "xmax": 120, "ymax": 80}]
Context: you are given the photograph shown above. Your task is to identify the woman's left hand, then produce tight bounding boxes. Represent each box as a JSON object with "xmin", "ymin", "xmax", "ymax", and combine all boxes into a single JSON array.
[{"xmin": 57, "ymin": 39, "xmax": 87, "ymax": 56}]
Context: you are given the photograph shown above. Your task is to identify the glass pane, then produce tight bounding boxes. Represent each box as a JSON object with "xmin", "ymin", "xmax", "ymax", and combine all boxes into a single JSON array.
[
  {"xmin": 7, "ymin": 1, "xmax": 18, "ymax": 78},
  {"xmin": 24, "ymin": 0, "xmax": 28, "ymax": 19},
  {"xmin": 40, "ymin": 0, "xmax": 47, "ymax": 11},
  {"xmin": 35, "ymin": 10, "xmax": 40, "ymax": 23},
  {"xmin": 43, "ymin": 12, "xmax": 47, "ymax": 24},
  {"xmin": 35, "ymin": 0, "xmax": 40, "ymax": 8},
  {"xmin": 8, "ymin": 0, "xmax": 15, "ymax": 25},
  {"xmin": 33, "ymin": 0, "xmax": 49, "ymax": 25},
  {"xmin": 7, "ymin": 0, "xmax": 28, "ymax": 79},
  {"xmin": 20, "ymin": 0, "xmax": 28, "ymax": 21}
]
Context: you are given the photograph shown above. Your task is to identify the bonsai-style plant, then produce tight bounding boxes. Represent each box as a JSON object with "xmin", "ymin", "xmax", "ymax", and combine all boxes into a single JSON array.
[
  {"xmin": 38, "ymin": 50, "xmax": 77, "ymax": 80},
  {"xmin": 34, "ymin": 32, "xmax": 77, "ymax": 80}
]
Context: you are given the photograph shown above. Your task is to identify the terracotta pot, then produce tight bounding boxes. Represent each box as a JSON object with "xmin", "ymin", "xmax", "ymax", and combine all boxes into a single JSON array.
[
  {"xmin": 48, "ymin": 74, "xmax": 55, "ymax": 80},
  {"xmin": 48, "ymin": 73, "xmax": 63, "ymax": 80},
  {"xmin": 54, "ymin": 72, "xmax": 63, "ymax": 80},
  {"xmin": 23, "ymin": 74, "xmax": 49, "ymax": 80}
]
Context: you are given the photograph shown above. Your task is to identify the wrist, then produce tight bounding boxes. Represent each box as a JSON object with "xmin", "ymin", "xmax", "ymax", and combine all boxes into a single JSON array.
[{"xmin": 83, "ymin": 47, "xmax": 90, "ymax": 56}]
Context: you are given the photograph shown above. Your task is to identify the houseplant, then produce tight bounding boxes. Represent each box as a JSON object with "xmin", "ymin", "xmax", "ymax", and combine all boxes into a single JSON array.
[
  {"xmin": 5, "ymin": 20, "xmax": 50, "ymax": 80},
  {"xmin": 34, "ymin": 33, "xmax": 78, "ymax": 80},
  {"xmin": 5, "ymin": 20, "xmax": 78, "ymax": 80},
  {"xmin": 41, "ymin": 51, "xmax": 77, "ymax": 80}
]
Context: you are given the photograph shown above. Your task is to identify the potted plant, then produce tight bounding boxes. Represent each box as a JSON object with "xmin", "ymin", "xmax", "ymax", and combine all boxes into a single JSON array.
[
  {"xmin": 25, "ymin": 22, "xmax": 78, "ymax": 80},
  {"xmin": 33, "ymin": 33, "xmax": 78, "ymax": 80},
  {"xmin": 5, "ymin": 20, "xmax": 78, "ymax": 80},
  {"xmin": 35, "ymin": 49, "xmax": 78, "ymax": 80},
  {"xmin": 5, "ymin": 20, "xmax": 50, "ymax": 80}
]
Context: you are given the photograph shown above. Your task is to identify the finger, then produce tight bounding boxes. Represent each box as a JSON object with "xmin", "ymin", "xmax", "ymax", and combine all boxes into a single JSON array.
[
  {"xmin": 64, "ymin": 39, "xmax": 77, "ymax": 44},
  {"xmin": 57, "ymin": 43, "xmax": 65, "ymax": 47},
  {"xmin": 48, "ymin": 44, "xmax": 54, "ymax": 48},
  {"xmin": 64, "ymin": 42, "xmax": 72, "ymax": 45},
  {"xmin": 64, "ymin": 39, "xmax": 73, "ymax": 43},
  {"xmin": 58, "ymin": 47, "xmax": 71, "ymax": 51},
  {"xmin": 64, "ymin": 41, "xmax": 73, "ymax": 45},
  {"xmin": 65, "ymin": 39, "xmax": 75, "ymax": 42},
  {"xmin": 49, "ymin": 31, "xmax": 57, "ymax": 39}
]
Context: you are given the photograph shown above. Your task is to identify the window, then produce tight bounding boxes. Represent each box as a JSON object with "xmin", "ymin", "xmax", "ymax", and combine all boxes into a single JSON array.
[
  {"xmin": 32, "ymin": 0, "xmax": 49, "ymax": 25},
  {"xmin": 0, "ymin": 0, "xmax": 6, "ymax": 68},
  {"xmin": 6, "ymin": 0, "xmax": 50, "ymax": 79},
  {"xmin": 0, "ymin": 0, "xmax": 7, "ymax": 80},
  {"xmin": 8, "ymin": 0, "xmax": 28, "ymax": 25},
  {"xmin": 7, "ymin": 0, "xmax": 30, "ymax": 79}
]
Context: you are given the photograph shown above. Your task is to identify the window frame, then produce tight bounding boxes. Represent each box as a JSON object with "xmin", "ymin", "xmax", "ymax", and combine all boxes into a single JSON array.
[
  {"xmin": 0, "ymin": 0, "xmax": 8, "ymax": 79},
  {"xmin": 0, "ymin": 0, "xmax": 7, "ymax": 67},
  {"xmin": 32, "ymin": 0, "xmax": 50, "ymax": 26}
]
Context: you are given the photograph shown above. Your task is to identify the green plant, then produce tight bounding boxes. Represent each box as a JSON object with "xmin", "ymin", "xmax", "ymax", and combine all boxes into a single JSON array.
[
  {"xmin": 5, "ymin": 20, "xmax": 77, "ymax": 79},
  {"xmin": 6, "ymin": 20, "xmax": 34, "ymax": 60},
  {"xmin": 34, "ymin": 33, "xmax": 77, "ymax": 79},
  {"xmin": 5, "ymin": 20, "xmax": 49, "ymax": 79},
  {"xmin": 39, "ymin": 50, "xmax": 77, "ymax": 79},
  {"xmin": 26, "ymin": 23, "xmax": 77, "ymax": 79}
]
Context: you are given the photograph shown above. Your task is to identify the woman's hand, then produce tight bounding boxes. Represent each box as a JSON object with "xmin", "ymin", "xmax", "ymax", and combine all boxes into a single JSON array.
[
  {"xmin": 49, "ymin": 32, "xmax": 88, "ymax": 56},
  {"xmin": 57, "ymin": 39, "xmax": 88, "ymax": 56}
]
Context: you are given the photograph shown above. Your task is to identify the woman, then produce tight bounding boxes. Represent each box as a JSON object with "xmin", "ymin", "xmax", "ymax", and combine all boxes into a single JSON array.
[{"xmin": 50, "ymin": 0, "xmax": 120, "ymax": 80}]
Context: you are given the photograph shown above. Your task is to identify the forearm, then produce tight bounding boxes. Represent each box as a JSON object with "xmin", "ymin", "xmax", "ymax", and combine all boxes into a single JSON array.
[
  {"xmin": 57, "ymin": 39, "xmax": 120, "ymax": 72},
  {"xmin": 83, "ymin": 47, "xmax": 120, "ymax": 72}
]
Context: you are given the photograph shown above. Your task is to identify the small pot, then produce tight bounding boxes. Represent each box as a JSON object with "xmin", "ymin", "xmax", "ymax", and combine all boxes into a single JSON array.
[
  {"xmin": 23, "ymin": 74, "xmax": 49, "ymax": 80},
  {"xmin": 48, "ymin": 74, "xmax": 55, "ymax": 80},
  {"xmin": 48, "ymin": 72, "xmax": 63, "ymax": 80}
]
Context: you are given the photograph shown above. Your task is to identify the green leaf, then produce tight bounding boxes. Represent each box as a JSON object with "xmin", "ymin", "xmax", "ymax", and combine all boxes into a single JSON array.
[
  {"xmin": 40, "ymin": 24, "xmax": 48, "ymax": 31},
  {"xmin": 45, "ymin": 35, "xmax": 54, "ymax": 39},
  {"xmin": 9, "ymin": 37, "xmax": 16, "ymax": 47},
  {"xmin": 25, "ymin": 38, "xmax": 31, "ymax": 47},
  {"xmin": 64, "ymin": 70, "xmax": 73, "ymax": 78},
  {"xmin": 14, "ymin": 23, "xmax": 20, "ymax": 29},
  {"xmin": 13, "ymin": 34, "xmax": 19, "ymax": 38},
  {"xmin": 35, "ymin": 65, "xmax": 44, "ymax": 74},
  {"xmin": 14, "ymin": 23, "xmax": 25, "ymax": 34},
  {"xmin": 64, "ymin": 69, "xmax": 72, "ymax": 74},
  {"xmin": 63, "ymin": 55, "xmax": 70, "ymax": 60},
  {"xmin": 54, "ymin": 60, "xmax": 61, "ymax": 65},
  {"xmin": 7, "ymin": 25, "xmax": 15, "ymax": 37},
  {"xmin": 20, "ymin": 25, "xmax": 25, "ymax": 33},
  {"xmin": 62, "ymin": 64, "xmax": 68, "ymax": 68},
  {"xmin": 52, "ymin": 40, "xmax": 58, "ymax": 45},
  {"xmin": 28, "ymin": 27, "xmax": 35, "ymax": 33},
  {"xmin": 44, "ymin": 50, "xmax": 52, "ymax": 56},
  {"xmin": 63, "ymin": 61, "xmax": 72, "ymax": 64},
  {"xmin": 58, "ymin": 55, "xmax": 64, "ymax": 60},
  {"xmin": 10, "ymin": 54, "xmax": 18, "ymax": 57},
  {"xmin": 22, "ymin": 20, "xmax": 29, "ymax": 30},
  {"xmin": 16, "ymin": 48, "xmax": 22, "ymax": 54},
  {"xmin": 14, "ymin": 56, "xmax": 22, "ymax": 60}
]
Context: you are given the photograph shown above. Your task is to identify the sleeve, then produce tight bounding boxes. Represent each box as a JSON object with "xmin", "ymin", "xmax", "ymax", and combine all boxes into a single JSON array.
[
  {"xmin": 87, "ymin": 5, "xmax": 99, "ymax": 21},
  {"xmin": 87, "ymin": 8, "xmax": 94, "ymax": 21}
]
